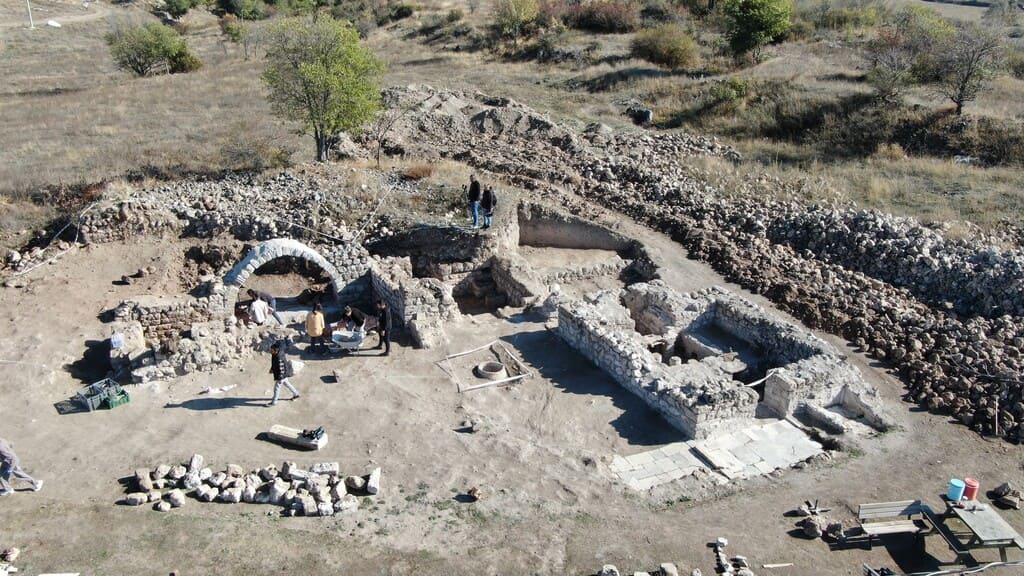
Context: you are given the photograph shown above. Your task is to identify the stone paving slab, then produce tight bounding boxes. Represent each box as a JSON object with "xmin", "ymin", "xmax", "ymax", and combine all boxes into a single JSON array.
[{"xmin": 612, "ymin": 419, "xmax": 823, "ymax": 490}]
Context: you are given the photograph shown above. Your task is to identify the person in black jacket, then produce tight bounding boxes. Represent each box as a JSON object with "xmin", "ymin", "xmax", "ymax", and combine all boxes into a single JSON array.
[
  {"xmin": 374, "ymin": 300, "xmax": 392, "ymax": 355},
  {"xmin": 480, "ymin": 185, "xmax": 497, "ymax": 229},
  {"xmin": 342, "ymin": 305, "xmax": 368, "ymax": 331},
  {"xmin": 266, "ymin": 341, "xmax": 300, "ymax": 407},
  {"xmin": 466, "ymin": 174, "xmax": 482, "ymax": 228}
]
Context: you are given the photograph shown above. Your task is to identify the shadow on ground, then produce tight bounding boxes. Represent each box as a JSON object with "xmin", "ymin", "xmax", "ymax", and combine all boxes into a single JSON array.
[
  {"xmin": 164, "ymin": 397, "xmax": 267, "ymax": 411},
  {"xmin": 501, "ymin": 327, "xmax": 686, "ymax": 447},
  {"xmin": 64, "ymin": 339, "xmax": 111, "ymax": 384}
]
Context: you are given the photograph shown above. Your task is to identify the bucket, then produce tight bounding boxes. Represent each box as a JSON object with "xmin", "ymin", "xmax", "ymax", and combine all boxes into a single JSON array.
[
  {"xmin": 963, "ymin": 478, "xmax": 980, "ymax": 501},
  {"xmin": 948, "ymin": 478, "xmax": 966, "ymax": 501}
]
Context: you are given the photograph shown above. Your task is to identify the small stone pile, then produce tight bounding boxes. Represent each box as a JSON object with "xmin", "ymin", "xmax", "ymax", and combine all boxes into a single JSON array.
[
  {"xmin": 596, "ymin": 561, "xmax": 682, "ymax": 576},
  {"xmin": 120, "ymin": 453, "xmax": 381, "ymax": 517},
  {"xmin": 710, "ymin": 538, "xmax": 755, "ymax": 576}
]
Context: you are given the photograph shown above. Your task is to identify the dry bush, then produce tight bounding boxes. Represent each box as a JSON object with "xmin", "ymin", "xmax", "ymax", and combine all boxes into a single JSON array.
[
  {"xmin": 562, "ymin": 0, "xmax": 640, "ymax": 33},
  {"xmin": 631, "ymin": 24, "xmax": 701, "ymax": 70},
  {"xmin": 403, "ymin": 163, "xmax": 435, "ymax": 180},
  {"xmin": 872, "ymin": 142, "xmax": 907, "ymax": 161}
]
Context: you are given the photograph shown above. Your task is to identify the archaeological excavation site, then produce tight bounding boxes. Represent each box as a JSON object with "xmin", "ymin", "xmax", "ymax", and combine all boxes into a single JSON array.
[{"xmin": 1, "ymin": 85, "xmax": 1024, "ymax": 576}]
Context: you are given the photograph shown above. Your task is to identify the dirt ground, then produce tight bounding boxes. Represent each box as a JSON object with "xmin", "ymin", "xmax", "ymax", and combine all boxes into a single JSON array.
[{"xmin": 1, "ymin": 207, "xmax": 1023, "ymax": 576}]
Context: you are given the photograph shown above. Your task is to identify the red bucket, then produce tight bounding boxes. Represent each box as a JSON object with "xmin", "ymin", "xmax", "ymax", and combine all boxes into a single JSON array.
[{"xmin": 963, "ymin": 478, "xmax": 980, "ymax": 501}]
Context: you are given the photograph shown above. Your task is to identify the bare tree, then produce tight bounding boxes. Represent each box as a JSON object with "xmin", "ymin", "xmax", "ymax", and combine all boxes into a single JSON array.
[
  {"xmin": 932, "ymin": 23, "xmax": 1003, "ymax": 115},
  {"xmin": 368, "ymin": 93, "xmax": 428, "ymax": 168}
]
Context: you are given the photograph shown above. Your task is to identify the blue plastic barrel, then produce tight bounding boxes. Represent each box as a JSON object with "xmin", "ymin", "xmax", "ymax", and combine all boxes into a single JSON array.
[{"xmin": 948, "ymin": 478, "xmax": 966, "ymax": 501}]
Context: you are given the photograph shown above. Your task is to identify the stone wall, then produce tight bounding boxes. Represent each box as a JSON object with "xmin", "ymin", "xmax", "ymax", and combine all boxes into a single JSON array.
[
  {"xmin": 115, "ymin": 295, "xmax": 216, "ymax": 345},
  {"xmin": 490, "ymin": 255, "xmax": 545, "ymax": 307},
  {"xmin": 369, "ymin": 257, "xmax": 457, "ymax": 347},
  {"xmin": 558, "ymin": 282, "xmax": 890, "ymax": 439},
  {"xmin": 557, "ymin": 290, "xmax": 758, "ymax": 439}
]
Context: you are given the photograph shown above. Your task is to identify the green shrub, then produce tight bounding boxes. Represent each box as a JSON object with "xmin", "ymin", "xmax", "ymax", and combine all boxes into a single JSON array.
[
  {"xmin": 565, "ymin": 0, "xmax": 639, "ymax": 32},
  {"xmin": 799, "ymin": 0, "xmax": 884, "ymax": 31},
  {"xmin": 631, "ymin": 24, "xmax": 700, "ymax": 69},
  {"xmin": 165, "ymin": 0, "xmax": 199, "ymax": 17},
  {"xmin": 169, "ymin": 48, "xmax": 203, "ymax": 72},
  {"xmin": 494, "ymin": 0, "xmax": 539, "ymax": 41},
  {"xmin": 105, "ymin": 22, "xmax": 200, "ymax": 77},
  {"xmin": 218, "ymin": 0, "xmax": 270, "ymax": 19},
  {"xmin": 723, "ymin": 0, "xmax": 793, "ymax": 59},
  {"xmin": 445, "ymin": 8, "xmax": 464, "ymax": 22}
]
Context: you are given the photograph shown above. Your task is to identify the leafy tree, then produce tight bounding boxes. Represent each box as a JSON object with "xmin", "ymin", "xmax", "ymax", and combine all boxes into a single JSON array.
[
  {"xmin": 722, "ymin": 0, "xmax": 792, "ymax": 60},
  {"xmin": 105, "ymin": 22, "xmax": 201, "ymax": 77},
  {"xmin": 494, "ymin": 0, "xmax": 538, "ymax": 43},
  {"xmin": 262, "ymin": 18, "xmax": 385, "ymax": 162},
  {"xmin": 631, "ymin": 24, "xmax": 701, "ymax": 70},
  {"xmin": 932, "ymin": 23, "xmax": 1003, "ymax": 115}
]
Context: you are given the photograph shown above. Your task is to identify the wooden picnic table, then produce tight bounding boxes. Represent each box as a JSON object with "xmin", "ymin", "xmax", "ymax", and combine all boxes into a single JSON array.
[{"xmin": 939, "ymin": 496, "xmax": 1024, "ymax": 562}]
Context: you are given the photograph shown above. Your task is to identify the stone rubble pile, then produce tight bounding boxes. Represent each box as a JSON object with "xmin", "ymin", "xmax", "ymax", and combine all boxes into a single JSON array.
[
  {"xmin": 380, "ymin": 85, "xmax": 1024, "ymax": 441},
  {"xmin": 596, "ymin": 562, "xmax": 682, "ymax": 576},
  {"xmin": 119, "ymin": 453, "xmax": 381, "ymax": 517}
]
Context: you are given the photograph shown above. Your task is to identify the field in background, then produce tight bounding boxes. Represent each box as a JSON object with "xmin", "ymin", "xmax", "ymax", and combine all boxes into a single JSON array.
[{"xmin": 2, "ymin": 0, "xmax": 1024, "ymax": 245}]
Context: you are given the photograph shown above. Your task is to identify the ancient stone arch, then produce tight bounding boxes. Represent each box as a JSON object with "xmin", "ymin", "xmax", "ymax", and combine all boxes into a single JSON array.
[{"xmin": 224, "ymin": 238, "xmax": 342, "ymax": 297}]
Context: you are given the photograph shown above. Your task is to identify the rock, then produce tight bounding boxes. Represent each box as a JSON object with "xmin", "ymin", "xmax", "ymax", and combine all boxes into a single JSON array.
[
  {"xmin": 716, "ymin": 537, "xmax": 728, "ymax": 548},
  {"xmin": 331, "ymin": 369, "xmax": 343, "ymax": 383},
  {"xmin": 242, "ymin": 483, "xmax": 258, "ymax": 503},
  {"xmin": 182, "ymin": 472, "xmax": 202, "ymax": 490},
  {"xmin": 187, "ymin": 453, "xmax": 204, "ymax": 474},
  {"xmin": 136, "ymin": 468, "xmax": 154, "ymax": 492},
  {"xmin": 633, "ymin": 572, "xmax": 651, "ymax": 576},
  {"xmin": 336, "ymin": 493, "xmax": 359, "ymax": 513},
  {"xmin": 154, "ymin": 500, "xmax": 173, "ymax": 512},
  {"xmin": 317, "ymin": 501, "xmax": 335, "ymax": 516},
  {"xmin": 736, "ymin": 569, "xmax": 755, "ymax": 576},
  {"xmin": 124, "ymin": 492, "xmax": 148, "ymax": 506},
  {"xmin": 259, "ymin": 466, "xmax": 279, "ymax": 482},
  {"xmin": 467, "ymin": 486, "xmax": 482, "ymax": 501},
  {"xmin": 310, "ymin": 462, "xmax": 340, "ymax": 477},
  {"xmin": 366, "ymin": 467, "xmax": 381, "ymax": 495},
  {"xmin": 148, "ymin": 490, "xmax": 162, "ymax": 502},
  {"xmin": 268, "ymin": 478, "xmax": 290, "ymax": 504},
  {"xmin": 994, "ymin": 482, "xmax": 1014, "ymax": 498},
  {"xmin": 167, "ymin": 489, "xmax": 186, "ymax": 508},
  {"xmin": 153, "ymin": 464, "xmax": 171, "ymax": 479},
  {"xmin": 168, "ymin": 465, "xmax": 187, "ymax": 480},
  {"xmin": 281, "ymin": 461, "xmax": 298, "ymax": 480},
  {"xmin": 226, "ymin": 464, "xmax": 244, "ymax": 477},
  {"xmin": 997, "ymin": 494, "xmax": 1021, "ymax": 509},
  {"xmin": 598, "ymin": 565, "xmax": 620, "ymax": 576},
  {"xmin": 198, "ymin": 467, "xmax": 212, "ymax": 481},
  {"xmin": 1, "ymin": 547, "xmax": 20, "ymax": 562},
  {"xmin": 208, "ymin": 472, "xmax": 227, "ymax": 488},
  {"xmin": 298, "ymin": 494, "xmax": 318, "ymax": 516},
  {"xmin": 344, "ymin": 475, "xmax": 366, "ymax": 492},
  {"xmin": 801, "ymin": 516, "xmax": 824, "ymax": 538},
  {"xmin": 219, "ymin": 487, "xmax": 243, "ymax": 503},
  {"xmin": 691, "ymin": 571, "xmax": 702, "ymax": 576},
  {"xmin": 197, "ymin": 485, "xmax": 219, "ymax": 502},
  {"xmin": 660, "ymin": 563, "xmax": 679, "ymax": 576}
]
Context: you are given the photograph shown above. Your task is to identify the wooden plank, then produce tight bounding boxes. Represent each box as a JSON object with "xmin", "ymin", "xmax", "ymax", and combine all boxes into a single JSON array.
[
  {"xmin": 444, "ymin": 341, "xmax": 498, "ymax": 360},
  {"xmin": 459, "ymin": 373, "xmax": 528, "ymax": 392},
  {"xmin": 949, "ymin": 503, "xmax": 1023, "ymax": 543},
  {"xmin": 861, "ymin": 520, "xmax": 924, "ymax": 536}
]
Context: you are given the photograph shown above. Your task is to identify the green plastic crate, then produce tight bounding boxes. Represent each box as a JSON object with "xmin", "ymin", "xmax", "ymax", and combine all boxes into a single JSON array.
[{"xmin": 105, "ymin": 390, "xmax": 130, "ymax": 409}]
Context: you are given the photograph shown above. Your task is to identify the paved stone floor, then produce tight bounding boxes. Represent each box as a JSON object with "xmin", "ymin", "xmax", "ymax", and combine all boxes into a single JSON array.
[{"xmin": 609, "ymin": 419, "xmax": 823, "ymax": 490}]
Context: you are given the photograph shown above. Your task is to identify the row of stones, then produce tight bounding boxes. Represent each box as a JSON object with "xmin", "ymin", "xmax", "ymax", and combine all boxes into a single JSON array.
[{"xmin": 121, "ymin": 454, "xmax": 381, "ymax": 517}]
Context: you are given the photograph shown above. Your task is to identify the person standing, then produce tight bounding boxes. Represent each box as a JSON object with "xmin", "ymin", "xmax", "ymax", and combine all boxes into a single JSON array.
[
  {"xmin": 247, "ymin": 289, "xmax": 285, "ymax": 325},
  {"xmin": 0, "ymin": 437, "xmax": 42, "ymax": 495},
  {"xmin": 480, "ymin": 185, "xmax": 497, "ymax": 229},
  {"xmin": 374, "ymin": 300, "xmax": 392, "ymax": 356},
  {"xmin": 305, "ymin": 304, "xmax": 326, "ymax": 354},
  {"xmin": 266, "ymin": 341, "xmax": 300, "ymax": 407},
  {"xmin": 466, "ymin": 174, "xmax": 482, "ymax": 229}
]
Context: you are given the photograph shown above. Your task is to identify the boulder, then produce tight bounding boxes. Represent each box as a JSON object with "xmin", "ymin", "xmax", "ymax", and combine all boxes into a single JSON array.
[
  {"xmin": 336, "ymin": 493, "xmax": 359, "ymax": 513},
  {"xmin": 154, "ymin": 500, "xmax": 172, "ymax": 512},
  {"xmin": 317, "ymin": 501, "xmax": 335, "ymax": 517},
  {"xmin": 310, "ymin": 462, "xmax": 340, "ymax": 477},
  {"xmin": 219, "ymin": 487, "xmax": 243, "ymax": 503},
  {"xmin": 135, "ymin": 468, "xmax": 154, "ymax": 492},
  {"xmin": 660, "ymin": 563, "xmax": 679, "ymax": 576},
  {"xmin": 182, "ymin": 472, "xmax": 202, "ymax": 490},
  {"xmin": 167, "ymin": 489, "xmax": 186, "ymax": 508},
  {"xmin": 187, "ymin": 454, "xmax": 204, "ymax": 474},
  {"xmin": 598, "ymin": 566, "xmax": 620, "ymax": 576},
  {"xmin": 208, "ymin": 472, "xmax": 227, "ymax": 488},
  {"xmin": 298, "ymin": 494, "xmax": 318, "ymax": 516},
  {"xmin": 168, "ymin": 465, "xmax": 187, "ymax": 481},
  {"xmin": 124, "ymin": 492, "xmax": 148, "ymax": 506},
  {"xmin": 226, "ymin": 464, "xmax": 244, "ymax": 477},
  {"xmin": 268, "ymin": 478, "xmax": 289, "ymax": 504},
  {"xmin": 344, "ymin": 475, "xmax": 366, "ymax": 492}
]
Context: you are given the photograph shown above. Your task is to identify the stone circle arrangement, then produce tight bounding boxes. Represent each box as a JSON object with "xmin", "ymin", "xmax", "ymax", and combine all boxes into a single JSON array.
[{"xmin": 120, "ymin": 453, "xmax": 380, "ymax": 517}]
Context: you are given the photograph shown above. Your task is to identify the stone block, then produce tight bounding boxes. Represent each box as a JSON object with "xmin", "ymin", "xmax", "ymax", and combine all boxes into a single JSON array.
[
  {"xmin": 124, "ymin": 492, "xmax": 148, "ymax": 506},
  {"xmin": 148, "ymin": 491, "xmax": 162, "ymax": 502},
  {"xmin": 298, "ymin": 494, "xmax": 318, "ymax": 516},
  {"xmin": 281, "ymin": 461, "xmax": 298, "ymax": 480},
  {"xmin": 208, "ymin": 472, "xmax": 227, "ymax": 488},
  {"xmin": 219, "ymin": 486, "xmax": 243, "ymax": 503},
  {"xmin": 154, "ymin": 500, "xmax": 172, "ymax": 512},
  {"xmin": 187, "ymin": 454, "xmax": 204, "ymax": 474},
  {"xmin": 226, "ymin": 464, "xmax": 244, "ymax": 477},
  {"xmin": 168, "ymin": 465, "xmax": 187, "ymax": 480},
  {"xmin": 336, "ymin": 493, "xmax": 359, "ymax": 513},
  {"xmin": 259, "ymin": 466, "xmax": 279, "ymax": 482},
  {"xmin": 599, "ymin": 565, "xmax": 620, "ymax": 576},
  {"xmin": 268, "ymin": 478, "xmax": 289, "ymax": 504},
  {"xmin": 310, "ymin": 462, "xmax": 340, "ymax": 477},
  {"xmin": 317, "ymin": 501, "xmax": 335, "ymax": 517},
  {"xmin": 366, "ymin": 467, "xmax": 381, "ymax": 495},
  {"xmin": 660, "ymin": 563, "xmax": 679, "ymax": 576},
  {"xmin": 199, "ymin": 467, "xmax": 213, "ymax": 481},
  {"xmin": 136, "ymin": 468, "xmax": 154, "ymax": 492},
  {"xmin": 153, "ymin": 464, "xmax": 171, "ymax": 480}
]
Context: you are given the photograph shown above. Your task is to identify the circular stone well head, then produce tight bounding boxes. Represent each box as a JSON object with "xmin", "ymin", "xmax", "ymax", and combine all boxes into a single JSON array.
[{"xmin": 473, "ymin": 361, "xmax": 508, "ymax": 380}]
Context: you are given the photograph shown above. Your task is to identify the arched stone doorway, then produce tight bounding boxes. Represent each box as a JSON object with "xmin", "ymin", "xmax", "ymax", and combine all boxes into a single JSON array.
[{"xmin": 223, "ymin": 238, "xmax": 343, "ymax": 304}]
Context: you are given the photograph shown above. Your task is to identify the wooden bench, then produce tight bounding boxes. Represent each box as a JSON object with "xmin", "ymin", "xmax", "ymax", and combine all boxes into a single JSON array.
[
  {"xmin": 920, "ymin": 505, "xmax": 971, "ymax": 563},
  {"xmin": 858, "ymin": 500, "xmax": 930, "ymax": 547}
]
